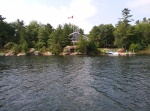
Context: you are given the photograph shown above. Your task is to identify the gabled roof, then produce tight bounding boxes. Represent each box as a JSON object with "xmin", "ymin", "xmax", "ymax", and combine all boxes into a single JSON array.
[{"xmin": 69, "ymin": 31, "xmax": 89, "ymax": 43}]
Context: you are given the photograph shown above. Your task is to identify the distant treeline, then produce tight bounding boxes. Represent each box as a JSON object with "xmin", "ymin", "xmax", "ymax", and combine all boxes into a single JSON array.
[{"xmin": 0, "ymin": 8, "xmax": 150, "ymax": 54}]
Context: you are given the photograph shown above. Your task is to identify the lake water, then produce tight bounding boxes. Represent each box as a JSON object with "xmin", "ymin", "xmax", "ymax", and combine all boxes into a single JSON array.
[{"xmin": 0, "ymin": 55, "xmax": 150, "ymax": 111}]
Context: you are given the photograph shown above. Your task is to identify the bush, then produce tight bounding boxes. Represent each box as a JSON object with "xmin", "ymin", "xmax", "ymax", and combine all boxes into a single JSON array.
[
  {"xmin": 4, "ymin": 42, "xmax": 15, "ymax": 49},
  {"xmin": 87, "ymin": 40, "xmax": 99, "ymax": 55},
  {"xmin": 76, "ymin": 36, "xmax": 87, "ymax": 54},
  {"xmin": 148, "ymin": 45, "xmax": 150, "ymax": 49},
  {"xmin": 50, "ymin": 43, "xmax": 62, "ymax": 55},
  {"xmin": 39, "ymin": 46, "xmax": 46, "ymax": 53},
  {"xmin": 21, "ymin": 41, "xmax": 28, "ymax": 52},
  {"xmin": 36, "ymin": 41, "xmax": 45, "ymax": 49},
  {"xmin": 12, "ymin": 44, "xmax": 21, "ymax": 53},
  {"xmin": 129, "ymin": 43, "xmax": 143, "ymax": 52}
]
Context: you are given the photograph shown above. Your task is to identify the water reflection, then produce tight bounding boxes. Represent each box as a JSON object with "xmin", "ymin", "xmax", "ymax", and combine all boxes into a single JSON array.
[
  {"xmin": 0, "ymin": 56, "xmax": 150, "ymax": 111},
  {"xmin": 59, "ymin": 57, "xmax": 100, "ymax": 111},
  {"xmin": 0, "ymin": 57, "xmax": 10, "ymax": 74}
]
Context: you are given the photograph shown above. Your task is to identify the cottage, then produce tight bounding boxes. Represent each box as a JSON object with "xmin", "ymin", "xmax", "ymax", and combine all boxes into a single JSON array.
[{"xmin": 69, "ymin": 30, "xmax": 88, "ymax": 44}]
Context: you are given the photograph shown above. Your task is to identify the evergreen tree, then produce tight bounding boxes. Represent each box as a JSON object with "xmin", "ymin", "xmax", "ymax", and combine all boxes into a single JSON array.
[
  {"xmin": 0, "ymin": 16, "xmax": 15, "ymax": 49},
  {"xmin": 26, "ymin": 21, "xmax": 39, "ymax": 48},
  {"xmin": 114, "ymin": 8, "xmax": 134, "ymax": 49}
]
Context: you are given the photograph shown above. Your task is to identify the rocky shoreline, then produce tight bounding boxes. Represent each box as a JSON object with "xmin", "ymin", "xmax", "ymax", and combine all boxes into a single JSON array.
[
  {"xmin": 0, "ymin": 48, "xmax": 52, "ymax": 57},
  {"xmin": 0, "ymin": 47, "xmax": 83, "ymax": 57},
  {"xmin": 0, "ymin": 51, "xmax": 83, "ymax": 57},
  {"xmin": 0, "ymin": 47, "xmax": 149, "ymax": 57}
]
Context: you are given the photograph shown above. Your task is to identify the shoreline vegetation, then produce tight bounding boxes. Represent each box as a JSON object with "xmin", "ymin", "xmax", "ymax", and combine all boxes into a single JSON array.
[
  {"xmin": 0, "ymin": 8, "xmax": 150, "ymax": 56},
  {"xmin": 0, "ymin": 47, "xmax": 150, "ymax": 57}
]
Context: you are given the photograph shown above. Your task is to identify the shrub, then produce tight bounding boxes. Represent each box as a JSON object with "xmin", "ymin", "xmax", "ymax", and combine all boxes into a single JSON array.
[
  {"xmin": 39, "ymin": 46, "xmax": 46, "ymax": 53},
  {"xmin": 4, "ymin": 42, "xmax": 15, "ymax": 49},
  {"xmin": 36, "ymin": 42, "xmax": 45, "ymax": 49},
  {"xmin": 21, "ymin": 41, "xmax": 28, "ymax": 52},
  {"xmin": 76, "ymin": 36, "xmax": 87, "ymax": 54},
  {"xmin": 87, "ymin": 40, "xmax": 99, "ymax": 55},
  {"xmin": 129, "ymin": 43, "xmax": 143, "ymax": 52},
  {"xmin": 12, "ymin": 44, "xmax": 21, "ymax": 53},
  {"xmin": 50, "ymin": 43, "xmax": 62, "ymax": 55}
]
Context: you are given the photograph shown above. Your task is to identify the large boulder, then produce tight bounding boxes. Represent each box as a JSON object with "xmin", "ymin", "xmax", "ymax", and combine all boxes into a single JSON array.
[
  {"xmin": 63, "ymin": 46, "xmax": 77, "ymax": 54},
  {"xmin": 33, "ymin": 51, "xmax": 39, "ymax": 56},
  {"xmin": 5, "ymin": 51, "xmax": 15, "ymax": 56},
  {"xmin": 62, "ymin": 52, "xmax": 70, "ymax": 55},
  {"xmin": 42, "ymin": 51, "xmax": 52, "ymax": 56},
  {"xmin": 17, "ymin": 53, "xmax": 26, "ymax": 56},
  {"xmin": 70, "ymin": 52, "xmax": 79, "ymax": 55},
  {"xmin": 29, "ymin": 48, "xmax": 35, "ymax": 53}
]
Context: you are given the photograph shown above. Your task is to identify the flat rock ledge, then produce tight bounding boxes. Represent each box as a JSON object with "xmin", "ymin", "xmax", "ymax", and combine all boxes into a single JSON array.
[
  {"xmin": 5, "ymin": 51, "xmax": 15, "ymax": 56},
  {"xmin": 42, "ymin": 51, "xmax": 52, "ymax": 56},
  {"xmin": 17, "ymin": 53, "xmax": 26, "ymax": 56}
]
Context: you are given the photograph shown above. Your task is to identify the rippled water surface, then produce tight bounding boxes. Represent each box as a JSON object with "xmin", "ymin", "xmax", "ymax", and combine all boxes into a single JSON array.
[{"xmin": 0, "ymin": 55, "xmax": 150, "ymax": 111}]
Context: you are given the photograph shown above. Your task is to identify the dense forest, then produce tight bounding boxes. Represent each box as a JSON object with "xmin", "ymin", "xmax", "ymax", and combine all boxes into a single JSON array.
[{"xmin": 0, "ymin": 8, "xmax": 150, "ymax": 55}]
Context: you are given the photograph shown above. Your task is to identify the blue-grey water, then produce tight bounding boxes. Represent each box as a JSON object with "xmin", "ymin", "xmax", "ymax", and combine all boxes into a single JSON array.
[{"xmin": 0, "ymin": 55, "xmax": 150, "ymax": 111}]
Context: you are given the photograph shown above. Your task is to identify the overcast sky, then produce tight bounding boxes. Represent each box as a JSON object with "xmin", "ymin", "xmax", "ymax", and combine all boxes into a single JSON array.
[{"xmin": 0, "ymin": 0, "xmax": 150, "ymax": 34}]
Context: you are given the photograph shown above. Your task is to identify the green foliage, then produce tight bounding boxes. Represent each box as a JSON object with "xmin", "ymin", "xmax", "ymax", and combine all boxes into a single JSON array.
[
  {"xmin": 76, "ymin": 37, "xmax": 99, "ymax": 55},
  {"xmin": 89, "ymin": 24, "xmax": 115, "ymax": 48},
  {"xmin": 136, "ymin": 44, "xmax": 143, "ymax": 51},
  {"xmin": 0, "ymin": 15, "xmax": 6, "ymax": 21},
  {"xmin": 61, "ymin": 23, "xmax": 73, "ymax": 47},
  {"xmin": 76, "ymin": 36, "xmax": 88, "ymax": 54},
  {"xmin": 129, "ymin": 43, "xmax": 136, "ymax": 51},
  {"xmin": 4, "ymin": 42, "xmax": 15, "ymax": 49},
  {"xmin": 129, "ymin": 43, "xmax": 143, "ymax": 52},
  {"xmin": 36, "ymin": 41, "xmax": 45, "ymax": 49},
  {"xmin": 12, "ymin": 44, "xmax": 21, "ymax": 53},
  {"xmin": 131, "ymin": 17, "xmax": 150, "ymax": 49},
  {"xmin": 114, "ymin": 8, "xmax": 134, "ymax": 49},
  {"xmin": 98, "ymin": 24, "xmax": 115, "ymax": 48},
  {"xmin": 0, "ymin": 19, "xmax": 15, "ymax": 49},
  {"xmin": 21, "ymin": 41, "xmax": 28, "ymax": 52},
  {"xmin": 86, "ymin": 40, "xmax": 99, "ymax": 55},
  {"xmin": 48, "ymin": 24, "xmax": 77, "ymax": 54},
  {"xmin": 11, "ymin": 19, "xmax": 25, "ymax": 44},
  {"xmin": 50, "ymin": 43, "xmax": 62, "ymax": 55},
  {"xmin": 39, "ymin": 46, "xmax": 46, "ymax": 53},
  {"xmin": 0, "ymin": 12, "xmax": 150, "ymax": 55},
  {"xmin": 89, "ymin": 26, "xmax": 100, "ymax": 47},
  {"xmin": 114, "ymin": 22, "xmax": 128, "ymax": 48},
  {"xmin": 25, "ymin": 21, "xmax": 39, "ymax": 48},
  {"xmin": 119, "ymin": 8, "xmax": 133, "ymax": 26},
  {"xmin": 37, "ymin": 25, "xmax": 50, "ymax": 47},
  {"xmin": 48, "ymin": 25, "xmax": 63, "ymax": 54}
]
